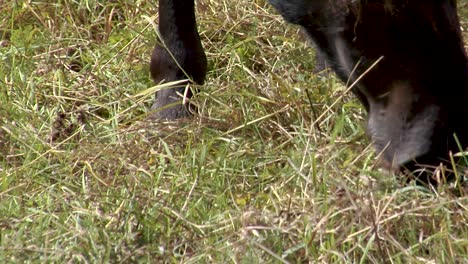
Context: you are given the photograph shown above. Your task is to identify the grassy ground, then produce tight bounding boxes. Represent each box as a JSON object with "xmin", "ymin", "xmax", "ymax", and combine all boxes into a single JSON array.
[{"xmin": 1, "ymin": 0, "xmax": 467, "ymax": 263}]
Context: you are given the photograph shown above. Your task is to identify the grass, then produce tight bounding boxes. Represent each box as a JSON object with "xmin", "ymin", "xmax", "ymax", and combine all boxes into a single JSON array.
[{"xmin": 0, "ymin": 0, "xmax": 467, "ymax": 263}]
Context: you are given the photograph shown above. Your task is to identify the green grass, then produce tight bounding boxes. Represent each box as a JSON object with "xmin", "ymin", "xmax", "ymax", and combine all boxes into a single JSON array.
[{"xmin": 1, "ymin": 0, "xmax": 467, "ymax": 263}]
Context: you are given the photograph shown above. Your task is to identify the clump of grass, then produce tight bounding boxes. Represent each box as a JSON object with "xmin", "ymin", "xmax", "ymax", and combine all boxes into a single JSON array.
[{"xmin": 0, "ymin": 0, "xmax": 466, "ymax": 263}]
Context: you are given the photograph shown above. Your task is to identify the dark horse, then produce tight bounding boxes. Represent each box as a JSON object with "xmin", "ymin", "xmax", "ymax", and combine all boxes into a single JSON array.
[{"xmin": 150, "ymin": 0, "xmax": 468, "ymax": 183}]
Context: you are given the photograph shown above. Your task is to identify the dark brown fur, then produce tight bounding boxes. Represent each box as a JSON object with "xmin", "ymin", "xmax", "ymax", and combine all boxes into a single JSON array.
[
  {"xmin": 152, "ymin": 0, "xmax": 468, "ymax": 184},
  {"xmin": 150, "ymin": 0, "xmax": 207, "ymax": 119}
]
